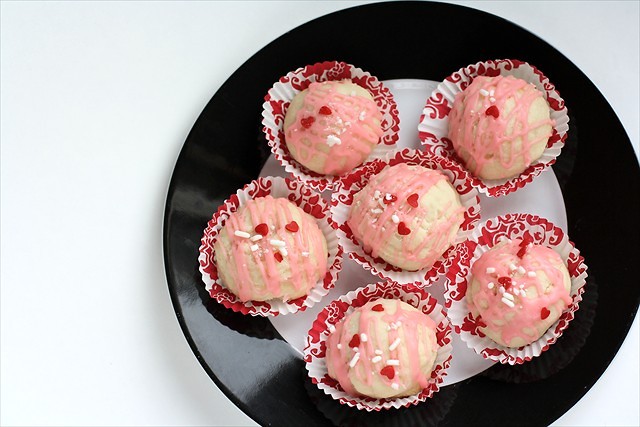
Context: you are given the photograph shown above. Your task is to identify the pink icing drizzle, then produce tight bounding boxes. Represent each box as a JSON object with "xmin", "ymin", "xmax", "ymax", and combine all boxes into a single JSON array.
[
  {"xmin": 285, "ymin": 81, "xmax": 383, "ymax": 175},
  {"xmin": 215, "ymin": 196, "xmax": 327, "ymax": 302},
  {"xmin": 326, "ymin": 299, "xmax": 437, "ymax": 397},
  {"xmin": 449, "ymin": 75, "xmax": 553, "ymax": 177},
  {"xmin": 347, "ymin": 164, "xmax": 464, "ymax": 270},
  {"xmin": 468, "ymin": 239, "xmax": 572, "ymax": 346}
]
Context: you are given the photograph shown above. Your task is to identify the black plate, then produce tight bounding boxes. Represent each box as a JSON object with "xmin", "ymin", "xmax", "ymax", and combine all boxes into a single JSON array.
[{"xmin": 163, "ymin": 2, "xmax": 640, "ymax": 425}]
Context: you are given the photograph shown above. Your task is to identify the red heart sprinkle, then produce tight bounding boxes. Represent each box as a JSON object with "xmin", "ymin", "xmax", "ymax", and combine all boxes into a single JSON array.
[
  {"xmin": 383, "ymin": 194, "xmax": 398, "ymax": 205},
  {"xmin": 300, "ymin": 116, "xmax": 315, "ymax": 129},
  {"xmin": 380, "ymin": 366, "xmax": 395, "ymax": 380},
  {"xmin": 485, "ymin": 105, "xmax": 500, "ymax": 118},
  {"xmin": 371, "ymin": 304, "xmax": 384, "ymax": 312},
  {"xmin": 497, "ymin": 276, "xmax": 512, "ymax": 289},
  {"xmin": 274, "ymin": 252, "xmax": 283, "ymax": 263},
  {"xmin": 541, "ymin": 307, "xmax": 551, "ymax": 320},
  {"xmin": 397, "ymin": 222, "xmax": 411, "ymax": 235},
  {"xmin": 517, "ymin": 246, "xmax": 528, "ymax": 259},
  {"xmin": 285, "ymin": 221, "xmax": 299, "ymax": 232},
  {"xmin": 407, "ymin": 193, "xmax": 419, "ymax": 208},
  {"xmin": 520, "ymin": 234, "xmax": 533, "ymax": 247},
  {"xmin": 254, "ymin": 223, "xmax": 269, "ymax": 236},
  {"xmin": 348, "ymin": 334, "xmax": 360, "ymax": 348},
  {"xmin": 319, "ymin": 105, "xmax": 332, "ymax": 115}
]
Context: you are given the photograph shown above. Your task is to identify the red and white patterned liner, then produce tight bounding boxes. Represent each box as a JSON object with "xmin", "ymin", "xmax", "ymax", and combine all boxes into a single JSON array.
[
  {"xmin": 304, "ymin": 281, "xmax": 453, "ymax": 411},
  {"xmin": 331, "ymin": 148, "xmax": 481, "ymax": 285},
  {"xmin": 198, "ymin": 176, "xmax": 343, "ymax": 317},
  {"xmin": 418, "ymin": 59, "xmax": 569, "ymax": 197},
  {"xmin": 444, "ymin": 213, "xmax": 588, "ymax": 364},
  {"xmin": 262, "ymin": 60, "xmax": 400, "ymax": 191}
]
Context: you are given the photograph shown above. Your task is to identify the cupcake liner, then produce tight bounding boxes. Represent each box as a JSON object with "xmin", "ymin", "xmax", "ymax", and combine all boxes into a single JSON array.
[
  {"xmin": 262, "ymin": 60, "xmax": 400, "ymax": 191},
  {"xmin": 198, "ymin": 176, "xmax": 343, "ymax": 317},
  {"xmin": 304, "ymin": 281, "xmax": 453, "ymax": 411},
  {"xmin": 418, "ymin": 59, "xmax": 569, "ymax": 197},
  {"xmin": 331, "ymin": 148, "xmax": 481, "ymax": 285},
  {"xmin": 443, "ymin": 213, "xmax": 588, "ymax": 364},
  {"xmin": 304, "ymin": 371, "xmax": 457, "ymax": 427}
]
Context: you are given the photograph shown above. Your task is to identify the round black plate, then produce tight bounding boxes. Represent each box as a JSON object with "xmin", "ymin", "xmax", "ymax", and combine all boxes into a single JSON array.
[{"xmin": 163, "ymin": 2, "xmax": 640, "ymax": 425}]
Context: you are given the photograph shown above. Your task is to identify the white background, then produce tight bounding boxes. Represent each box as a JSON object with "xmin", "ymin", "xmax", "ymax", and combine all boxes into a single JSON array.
[{"xmin": 1, "ymin": 1, "xmax": 638, "ymax": 426}]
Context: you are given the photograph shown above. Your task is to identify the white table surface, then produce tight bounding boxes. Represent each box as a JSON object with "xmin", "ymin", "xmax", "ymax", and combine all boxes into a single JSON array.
[{"xmin": 1, "ymin": 1, "xmax": 638, "ymax": 426}]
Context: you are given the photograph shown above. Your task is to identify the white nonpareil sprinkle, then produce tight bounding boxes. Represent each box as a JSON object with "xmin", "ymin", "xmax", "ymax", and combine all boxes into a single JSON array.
[
  {"xmin": 269, "ymin": 239, "xmax": 286, "ymax": 247},
  {"xmin": 359, "ymin": 111, "xmax": 366, "ymax": 121},
  {"xmin": 278, "ymin": 247, "xmax": 288, "ymax": 257},
  {"xmin": 517, "ymin": 266, "xmax": 526, "ymax": 275},
  {"xmin": 391, "ymin": 214, "xmax": 400, "ymax": 224},
  {"xmin": 509, "ymin": 263, "xmax": 517, "ymax": 272},
  {"xmin": 328, "ymin": 324, "xmax": 335, "ymax": 333},
  {"xmin": 375, "ymin": 349, "xmax": 383, "ymax": 355},
  {"xmin": 487, "ymin": 282, "xmax": 495, "ymax": 289},
  {"xmin": 234, "ymin": 230, "xmax": 251, "ymax": 238},
  {"xmin": 349, "ymin": 352, "xmax": 360, "ymax": 368},
  {"xmin": 499, "ymin": 287, "xmax": 505, "ymax": 294},
  {"xmin": 371, "ymin": 208, "xmax": 383, "ymax": 214},
  {"xmin": 385, "ymin": 193, "xmax": 393, "ymax": 200},
  {"xmin": 485, "ymin": 267, "xmax": 496, "ymax": 274},
  {"xmin": 479, "ymin": 89, "xmax": 489, "ymax": 96},
  {"xmin": 250, "ymin": 234, "xmax": 263, "ymax": 242},
  {"xmin": 326, "ymin": 135, "xmax": 342, "ymax": 147},
  {"xmin": 490, "ymin": 89, "xmax": 495, "ymax": 96},
  {"xmin": 501, "ymin": 297, "xmax": 515, "ymax": 308},
  {"xmin": 391, "ymin": 383, "xmax": 400, "ymax": 390},
  {"xmin": 337, "ymin": 343, "xmax": 342, "ymax": 349},
  {"xmin": 371, "ymin": 356, "xmax": 382, "ymax": 363},
  {"xmin": 527, "ymin": 271, "xmax": 537, "ymax": 278},
  {"xmin": 250, "ymin": 244, "xmax": 259, "ymax": 252},
  {"xmin": 512, "ymin": 288, "xmax": 520, "ymax": 296},
  {"xmin": 489, "ymin": 97, "xmax": 496, "ymax": 103},
  {"xmin": 374, "ymin": 190, "xmax": 381, "ymax": 199},
  {"xmin": 389, "ymin": 338, "xmax": 401, "ymax": 351},
  {"xmin": 360, "ymin": 333, "xmax": 368, "ymax": 343},
  {"xmin": 386, "ymin": 359, "xmax": 400, "ymax": 366},
  {"xmin": 503, "ymin": 292, "xmax": 514, "ymax": 301},
  {"xmin": 301, "ymin": 251, "xmax": 309, "ymax": 257}
]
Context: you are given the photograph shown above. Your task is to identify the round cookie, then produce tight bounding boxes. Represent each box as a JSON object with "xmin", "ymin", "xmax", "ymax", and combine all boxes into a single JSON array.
[
  {"xmin": 214, "ymin": 195, "xmax": 328, "ymax": 302},
  {"xmin": 347, "ymin": 163, "xmax": 464, "ymax": 271},
  {"xmin": 467, "ymin": 237, "xmax": 572, "ymax": 348},
  {"xmin": 284, "ymin": 80, "xmax": 383, "ymax": 176},
  {"xmin": 448, "ymin": 75, "xmax": 553, "ymax": 180},
  {"xmin": 325, "ymin": 299, "xmax": 439, "ymax": 399}
]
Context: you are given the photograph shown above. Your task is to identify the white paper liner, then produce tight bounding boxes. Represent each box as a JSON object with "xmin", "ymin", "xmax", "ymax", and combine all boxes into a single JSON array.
[
  {"xmin": 418, "ymin": 59, "xmax": 569, "ymax": 197},
  {"xmin": 443, "ymin": 213, "xmax": 588, "ymax": 364},
  {"xmin": 262, "ymin": 60, "xmax": 400, "ymax": 191},
  {"xmin": 304, "ymin": 281, "xmax": 453, "ymax": 411},
  {"xmin": 198, "ymin": 176, "xmax": 343, "ymax": 316},
  {"xmin": 330, "ymin": 148, "xmax": 481, "ymax": 285}
]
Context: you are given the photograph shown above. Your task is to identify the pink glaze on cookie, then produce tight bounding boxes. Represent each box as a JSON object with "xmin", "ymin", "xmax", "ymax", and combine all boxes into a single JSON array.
[
  {"xmin": 468, "ymin": 238, "xmax": 572, "ymax": 347},
  {"xmin": 449, "ymin": 75, "xmax": 553, "ymax": 178},
  {"xmin": 326, "ymin": 299, "xmax": 438, "ymax": 397},
  {"xmin": 285, "ymin": 81, "xmax": 383, "ymax": 175},
  {"xmin": 215, "ymin": 196, "xmax": 327, "ymax": 302},
  {"xmin": 347, "ymin": 164, "xmax": 464, "ymax": 271}
]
